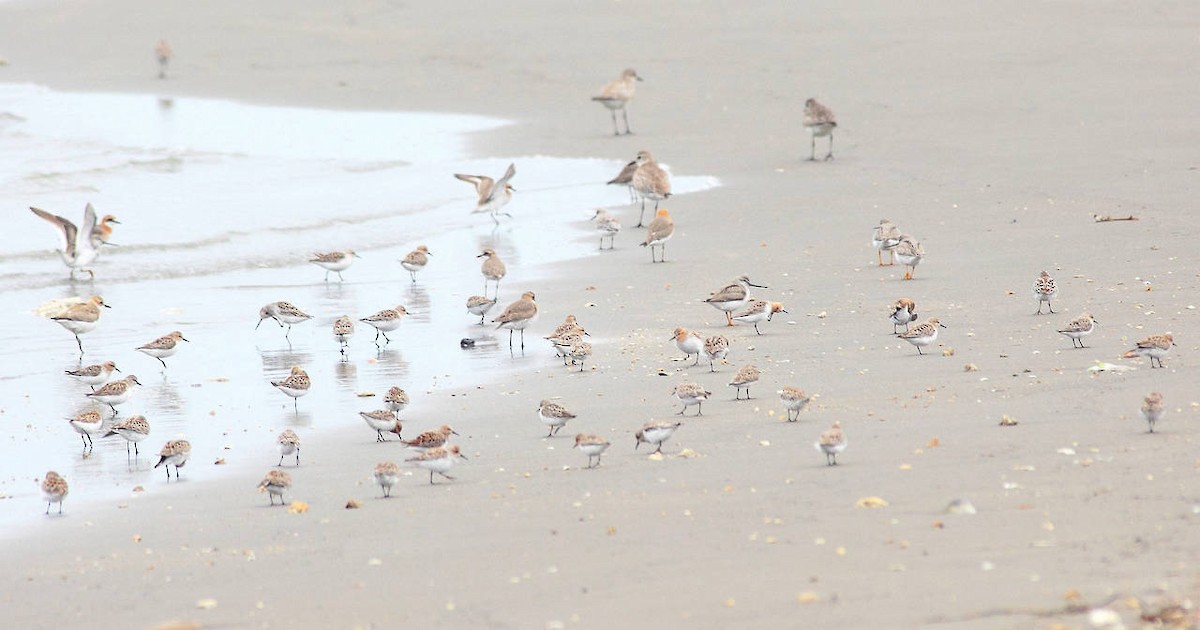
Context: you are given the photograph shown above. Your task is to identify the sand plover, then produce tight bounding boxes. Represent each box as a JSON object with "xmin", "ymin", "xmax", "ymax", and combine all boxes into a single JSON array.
[
  {"xmin": 477, "ymin": 249, "xmax": 507, "ymax": 297},
  {"xmin": 640, "ymin": 208, "xmax": 674, "ymax": 262},
  {"xmin": 607, "ymin": 159, "xmax": 639, "ymax": 203},
  {"xmin": 631, "ymin": 150, "xmax": 671, "ymax": 227},
  {"xmin": 871, "ymin": 219, "xmax": 902, "ymax": 266},
  {"xmin": 894, "ymin": 235, "xmax": 925, "ymax": 280},
  {"xmin": 493, "ymin": 291, "xmax": 539, "ymax": 349},
  {"xmin": 592, "ymin": 68, "xmax": 643, "ymax": 135},
  {"xmin": 803, "ymin": 98, "xmax": 837, "ymax": 161},
  {"xmin": 51, "ymin": 295, "xmax": 109, "ymax": 355}
]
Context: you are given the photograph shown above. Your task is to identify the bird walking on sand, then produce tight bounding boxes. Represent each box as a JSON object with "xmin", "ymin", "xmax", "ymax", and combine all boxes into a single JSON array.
[
  {"xmin": 257, "ymin": 301, "xmax": 312, "ymax": 339},
  {"xmin": 31, "ymin": 204, "xmax": 120, "ymax": 280},
  {"xmin": 105, "ymin": 414, "xmax": 150, "ymax": 456},
  {"xmin": 888, "ymin": 298, "xmax": 918, "ymax": 334},
  {"xmin": 803, "ymin": 98, "xmax": 837, "ymax": 161},
  {"xmin": 407, "ymin": 445, "xmax": 468, "ymax": 484},
  {"xmin": 400, "ymin": 245, "xmax": 431, "ymax": 282},
  {"xmin": 729, "ymin": 364, "xmax": 761, "ymax": 400},
  {"xmin": 374, "ymin": 461, "xmax": 401, "ymax": 497},
  {"xmin": 310, "ymin": 249, "xmax": 359, "ymax": 282},
  {"xmin": 136, "ymin": 331, "xmax": 188, "ymax": 370},
  {"xmin": 257, "ymin": 470, "xmax": 292, "ymax": 506},
  {"xmin": 607, "ymin": 159, "xmax": 639, "ymax": 203},
  {"xmin": 1033, "ymin": 271, "xmax": 1058, "ymax": 314},
  {"xmin": 703, "ymin": 335, "xmax": 729, "ymax": 372},
  {"xmin": 332, "ymin": 316, "xmax": 355, "ymax": 355},
  {"xmin": 455, "ymin": 163, "xmax": 516, "ymax": 223},
  {"xmin": 779, "ymin": 387, "xmax": 813, "ymax": 422},
  {"xmin": 277, "ymin": 429, "xmax": 300, "ymax": 466},
  {"xmin": 51, "ymin": 295, "xmax": 110, "ymax": 355},
  {"xmin": 673, "ymin": 382, "xmax": 712, "ymax": 416},
  {"xmin": 671, "ymin": 327, "xmax": 704, "ymax": 365},
  {"xmin": 899, "ymin": 318, "xmax": 945, "ymax": 355},
  {"xmin": 592, "ymin": 68, "xmax": 643, "ymax": 135},
  {"xmin": 640, "ymin": 208, "xmax": 674, "ymax": 262},
  {"xmin": 271, "ymin": 366, "xmax": 310, "ymax": 408},
  {"xmin": 537, "ymin": 400, "xmax": 577, "ymax": 437},
  {"xmin": 705, "ymin": 275, "xmax": 767, "ymax": 326},
  {"xmin": 871, "ymin": 219, "xmax": 902, "ymax": 266},
  {"xmin": 65, "ymin": 360, "xmax": 120, "ymax": 390},
  {"xmin": 360, "ymin": 409, "xmax": 402, "ymax": 442},
  {"xmin": 154, "ymin": 439, "xmax": 191, "ymax": 480},
  {"xmin": 155, "ymin": 39, "xmax": 172, "ymax": 79},
  {"xmin": 631, "ymin": 151, "xmax": 671, "ymax": 227},
  {"xmin": 67, "ymin": 410, "xmax": 104, "ymax": 450},
  {"xmin": 733, "ymin": 300, "xmax": 788, "ymax": 335},
  {"xmin": 815, "ymin": 421, "xmax": 846, "ymax": 465},
  {"xmin": 384, "ymin": 386, "xmax": 410, "ymax": 413},
  {"xmin": 493, "ymin": 291, "xmax": 539, "ymax": 349},
  {"xmin": 894, "ymin": 235, "xmax": 925, "ymax": 280},
  {"xmin": 87, "ymin": 374, "xmax": 141, "ymax": 414},
  {"xmin": 1058, "ymin": 313, "xmax": 1097, "ymax": 348},
  {"xmin": 477, "ymin": 248, "xmax": 507, "ymax": 297},
  {"xmin": 402, "ymin": 425, "xmax": 458, "ymax": 452},
  {"xmin": 591, "ymin": 209, "xmax": 621, "ymax": 250},
  {"xmin": 574, "ymin": 434, "xmax": 611, "ymax": 468},
  {"xmin": 1141, "ymin": 392, "xmax": 1164, "ymax": 433},
  {"xmin": 1123, "ymin": 333, "xmax": 1175, "ymax": 369},
  {"xmin": 41, "ymin": 471, "xmax": 68, "ymax": 515},
  {"xmin": 565, "ymin": 340, "xmax": 593, "ymax": 371},
  {"xmin": 636, "ymin": 421, "xmax": 681, "ymax": 455},
  {"xmin": 359, "ymin": 305, "xmax": 407, "ymax": 345},
  {"xmin": 466, "ymin": 295, "xmax": 498, "ymax": 325}
]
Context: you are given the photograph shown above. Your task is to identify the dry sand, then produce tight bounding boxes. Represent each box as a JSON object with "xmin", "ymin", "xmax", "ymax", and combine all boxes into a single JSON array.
[{"xmin": 2, "ymin": 1, "xmax": 1199, "ymax": 628}]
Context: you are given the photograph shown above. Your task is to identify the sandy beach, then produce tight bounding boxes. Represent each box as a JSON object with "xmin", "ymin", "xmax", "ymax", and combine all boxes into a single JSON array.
[{"xmin": 1, "ymin": 1, "xmax": 1199, "ymax": 628}]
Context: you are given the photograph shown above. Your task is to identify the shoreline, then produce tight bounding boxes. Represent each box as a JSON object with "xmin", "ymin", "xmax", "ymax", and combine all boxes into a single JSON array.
[{"xmin": 2, "ymin": 1, "xmax": 1198, "ymax": 628}]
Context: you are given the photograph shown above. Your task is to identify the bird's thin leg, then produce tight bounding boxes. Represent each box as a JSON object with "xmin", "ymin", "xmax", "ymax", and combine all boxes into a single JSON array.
[
  {"xmin": 697, "ymin": 402, "xmax": 704, "ymax": 416},
  {"xmin": 826, "ymin": 135, "xmax": 834, "ymax": 160},
  {"xmin": 295, "ymin": 448, "xmax": 300, "ymax": 466},
  {"xmin": 337, "ymin": 271, "xmax": 345, "ymax": 282},
  {"xmin": 381, "ymin": 331, "xmax": 391, "ymax": 344},
  {"xmin": 810, "ymin": 136, "xmax": 817, "ymax": 161},
  {"xmin": 637, "ymin": 199, "xmax": 646, "ymax": 228},
  {"xmin": 610, "ymin": 110, "xmax": 619, "ymax": 136},
  {"xmin": 917, "ymin": 347, "xmax": 924, "ymax": 355},
  {"xmin": 754, "ymin": 323, "xmax": 762, "ymax": 335},
  {"xmin": 726, "ymin": 312, "xmax": 734, "ymax": 327},
  {"xmin": 157, "ymin": 357, "xmax": 167, "ymax": 370},
  {"xmin": 278, "ymin": 455, "xmax": 284, "ymax": 466},
  {"xmin": 75, "ymin": 334, "xmax": 84, "ymax": 354},
  {"xmin": 520, "ymin": 329, "xmax": 525, "ymax": 349},
  {"xmin": 80, "ymin": 434, "xmax": 87, "ymax": 448},
  {"xmin": 439, "ymin": 472, "xmax": 455, "ymax": 481},
  {"xmin": 623, "ymin": 109, "xmax": 632, "ymax": 135},
  {"xmin": 429, "ymin": 471, "xmax": 435, "ymax": 485}
]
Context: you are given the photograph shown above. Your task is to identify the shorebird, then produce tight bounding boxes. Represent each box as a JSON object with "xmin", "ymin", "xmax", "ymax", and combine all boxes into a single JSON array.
[
  {"xmin": 400, "ymin": 245, "xmax": 431, "ymax": 282},
  {"xmin": 401, "ymin": 425, "xmax": 458, "ymax": 452},
  {"xmin": 635, "ymin": 421, "xmax": 681, "ymax": 454},
  {"xmin": 271, "ymin": 366, "xmax": 310, "ymax": 408},
  {"xmin": 87, "ymin": 375, "xmax": 141, "ymax": 413},
  {"xmin": 277, "ymin": 429, "xmax": 300, "ymax": 466},
  {"xmin": 803, "ymin": 98, "xmax": 837, "ymax": 161},
  {"xmin": 894, "ymin": 235, "xmax": 925, "ymax": 280},
  {"xmin": 65, "ymin": 360, "xmax": 119, "ymax": 390},
  {"xmin": 1141, "ymin": 392, "xmax": 1164, "ymax": 433},
  {"xmin": 592, "ymin": 68, "xmax": 643, "ymax": 135},
  {"xmin": 466, "ymin": 295, "xmax": 498, "ymax": 325},
  {"xmin": 779, "ymin": 387, "xmax": 813, "ymax": 422},
  {"xmin": 154, "ymin": 439, "xmax": 191, "ymax": 479},
  {"xmin": 537, "ymin": 400, "xmax": 577, "ymax": 437},
  {"xmin": 1058, "ymin": 313, "xmax": 1097, "ymax": 348},
  {"xmin": 257, "ymin": 301, "xmax": 312, "ymax": 339},
  {"xmin": 871, "ymin": 219, "xmax": 902, "ymax": 266},
  {"xmin": 359, "ymin": 306, "xmax": 407, "ymax": 345},
  {"xmin": 899, "ymin": 318, "xmax": 945, "ymax": 355},
  {"xmin": 384, "ymin": 386, "xmax": 410, "ymax": 413},
  {"xmin": 673, "ymin": 382, "xmax": 711, "ymax": 415},
  {"xmin": 455, "ymin": 163, "xmax": 516, "ymax": 223},
  {"xmin": 631, "ymin": 150, "xmax": 671, "ymax": 227},
  {"xmin": 374, "ymin": 461, "xmax": 401, "ymax": 498},
  {"xmin": 332, "ymin": 316, "xmax": 355, "ymax": 355},
  {"xmin": 732, "ymin": 300, "xmax": 788, "ymax": 335},
  {"xmin": 67, "ymin": 410, "xmax": 104, "ymax": 450},
  {"xmin": 607, "ymin": 159, "xmax": 639, "ymax": 203},
  {"xmin": 729, "ymin": 365, "xmax": 761, "ymax": 400},
  {"xmin": 30, "ymin": 204, "xmax": 119, "ymax": 280},
  {"xmin": 1033, "ymin": 271, "xmax": 1058, "ymax": 314},
  {"xmin": 41, "ymin": 471, "xmax": 68, "ymax": 515},
  {"xmin": 493, "ymin": 291, "xmax": 539, "ymax": 349},
  {"xmin": 309, "ymin": 249, "xmax": 359, "ymax": 282},
  {"xmin": 477, "ymin": 248, "xmax": 507, "ymax": 296},
  {"xmin": 591, "ymin": 209, "xmax": 621, "ymax": 250},
  {"xmin": 257, "ymin": 470, "xmax": 292, "ymax": 506},
  {"xmin": 574, "ymin": 434, "xmax": 611, "ymax": 468},
  {"xmin": 671, "ymin": 327, "xmax": 704, "ymax": 365},
  {"xmin": 1123, "ymin": 333, "xmax": 1175, "ymax": 369},
  {"xmin": 155, "ymin": 39, "xmax": 172, "ymax": 79},
  {"xmin": 407, "ymin": 445, "xmax": 468, "ymax": 484},
  {"xmin": 888, "ymin": 298, "xmax": 918, "ymax": 334},
  {"xmin": 136, "ymin": 331, "xmax": 188, "ymax": 369},
  {"xmin": 815, "ymin": 421, "xmax": 846, "ymax": 465},
  {"xmin": 640, "ymin": 208, "xmax": 674, "ymax": 262},
  {"xmin": 50, "ymin": 295, "xmax": 109, "ymax": 355},
  {"xmin": 705, "ymin": 275, "xmax": 767, "ymax": 326},
  {"xmin": 106, "ymin": 415, "xmax": 150, "ymax": 456},
  {"xmin": 361, "ymin": 410, "xmax": 402, "ymax": 442},
  {"xmin": 703, "ymin": 335, "xmax": 729, "ymax": 372}
]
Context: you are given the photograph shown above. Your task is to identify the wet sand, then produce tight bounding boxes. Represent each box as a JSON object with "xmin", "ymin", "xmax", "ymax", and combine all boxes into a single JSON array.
[{"xmin": 1, "ymin": 1, "xmax": 1199, "ymax": 628}]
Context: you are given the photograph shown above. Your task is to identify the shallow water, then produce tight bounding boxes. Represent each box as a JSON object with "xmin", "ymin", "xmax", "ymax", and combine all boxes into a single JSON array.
[{"xmin": 0, "ymin": 84, "xmax": 717, "ymax": 534}]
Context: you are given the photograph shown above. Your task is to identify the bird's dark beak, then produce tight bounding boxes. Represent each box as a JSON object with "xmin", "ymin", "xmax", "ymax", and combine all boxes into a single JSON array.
[
  {"xmin": 451, "ymin": 430, "xmax": 460, "ymax": 436},
  {"xmin": 939, "ymin": 322, "xmax": 947, "ymax": 328},
  {"xmin": 180, "ymin": 335, "xmax": 190, "ymax": 342},
  {"xmin": 426, "ymin": 251, "xmax": 433, "ymax": 256},
  {"xmin": 476, "ymin": 253, "xmax": 487, "ymax": 258},
  {"xmin": 113, "ymin": 366, "xmax": 122, "ymax": 373},
  {"xmin": 255, "ymin": 318, "xmax": 264, "ymax": 330},
  {"xmin": 749, "ymin": 282, "xmax": 767, "ymax": 288},
  {"xmin": 636, "ymin": 75, "xmax": 644, "ymax": 82},
  {"xmin": 459, "ymin": 453, "xmax": 469, "ymax": 460},
  {"xmin": 108, "ymin": 218, "xmax": 122, "ymax": 224},
  {"xmin": 103, "ymin": 242, "xmax": 119, "ymax": 247},
  {"xmin": 102, "ymin": 303, "xmax": 112, "ymax": 308}
]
